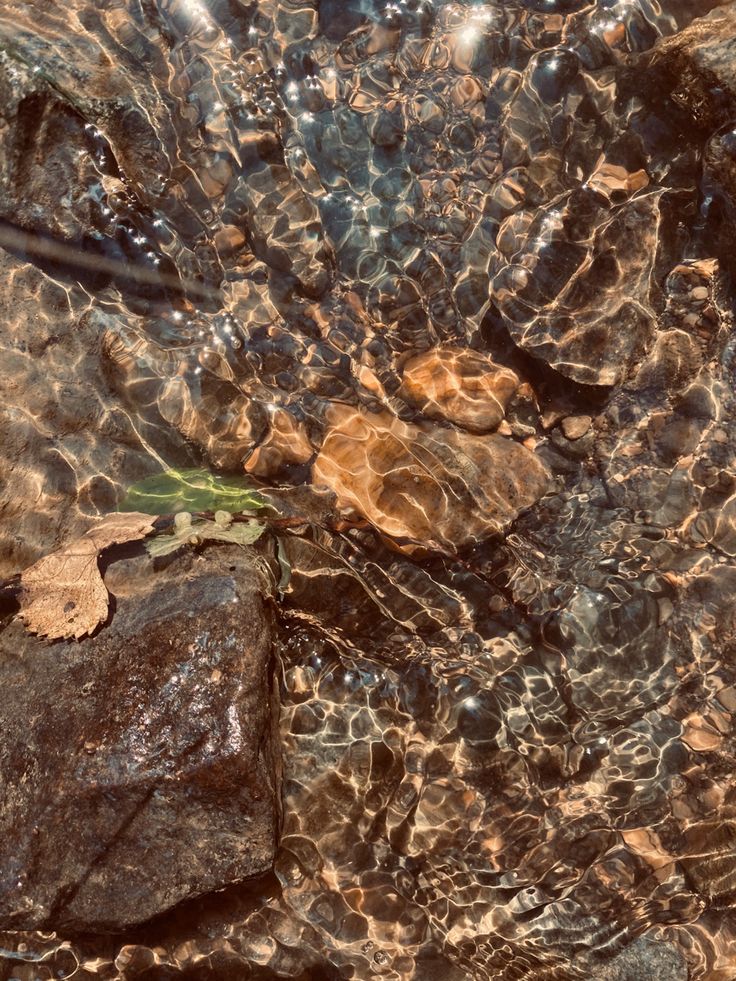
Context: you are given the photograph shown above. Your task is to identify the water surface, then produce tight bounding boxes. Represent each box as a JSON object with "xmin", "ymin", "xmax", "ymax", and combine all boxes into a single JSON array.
[{"xmin": 0, "ymin": 0, "xmax": 735, "ymax": 977}]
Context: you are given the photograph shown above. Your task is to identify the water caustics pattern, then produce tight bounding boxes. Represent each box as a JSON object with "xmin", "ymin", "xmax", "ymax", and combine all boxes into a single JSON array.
[{"xmin": 1, "ymin": 0, "xmax": 736, "ymax": 977}]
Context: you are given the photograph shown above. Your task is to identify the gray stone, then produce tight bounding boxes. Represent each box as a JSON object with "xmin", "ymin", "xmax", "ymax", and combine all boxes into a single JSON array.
[{"xmin": 0, "ymin": 544, "xmax": 280, "ymax": 932}]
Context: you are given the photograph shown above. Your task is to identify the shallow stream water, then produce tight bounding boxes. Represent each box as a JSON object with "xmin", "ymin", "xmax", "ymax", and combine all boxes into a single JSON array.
[{"xmin": 1, "ymin": 0, "xmax": 736, "ymax": 978}]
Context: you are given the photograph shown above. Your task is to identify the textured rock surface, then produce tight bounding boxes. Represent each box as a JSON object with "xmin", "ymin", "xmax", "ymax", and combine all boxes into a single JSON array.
[
  {"xmin": 0, "ymin": 545, "xmax": 279, "ymax": 932},
  {"xmin": 560, "ymin": 415, "xmax": 591, "ymax": 440},
  {"xmin": 650, "ymin": 4, "xmax": 736, "ymax": 282}
]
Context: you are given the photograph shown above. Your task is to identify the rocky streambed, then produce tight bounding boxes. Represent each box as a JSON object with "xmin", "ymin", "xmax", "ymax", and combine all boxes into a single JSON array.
[{"xmin": 2, "ymin": 1, "xmax": 736, "ymax": 979}]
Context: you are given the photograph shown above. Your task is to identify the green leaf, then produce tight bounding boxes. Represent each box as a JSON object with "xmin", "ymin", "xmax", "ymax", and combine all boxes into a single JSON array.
[{"xmin": 121, "ymin": 468, "xmax": 268, "ymax": 516}]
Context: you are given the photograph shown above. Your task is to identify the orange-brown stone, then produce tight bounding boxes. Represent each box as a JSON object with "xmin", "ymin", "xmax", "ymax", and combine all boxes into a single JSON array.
[
  {"xmin": 312, "ymin": 405, "xmax": 550, "ymax": 551},
  {"xmin": 400, "ymin": 347, "xmax": 519, "ymax": 433}
]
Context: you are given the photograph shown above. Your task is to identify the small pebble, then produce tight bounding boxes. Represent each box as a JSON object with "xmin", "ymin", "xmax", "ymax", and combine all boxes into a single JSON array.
[
  {"xmin": 657, "ymin": 597, "xmax": 674, "ymax": 624},
  {"xmin": 561, "ymin": 415, "xmax": 592, "ymax": 440}
]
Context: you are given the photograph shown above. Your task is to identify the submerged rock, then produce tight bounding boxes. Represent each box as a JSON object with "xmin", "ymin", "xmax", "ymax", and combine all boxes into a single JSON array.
[
  {"xmin": 399, "ymin": 346, "xmax": 519, "ymax": 433},
  {"xmin": 651, "ymin": 3, "xmax": 736, "ymax": 287},
  {"xmin": 0, "ymin": 545, "xmax": 279, "ymax": 932},
  {"xmin": 312, "ymin": 404, "xmax": 550, "ymax": 550},
  {"xmin": 491, "ymin": 188, "xmax": 664, "ymax": 386}
]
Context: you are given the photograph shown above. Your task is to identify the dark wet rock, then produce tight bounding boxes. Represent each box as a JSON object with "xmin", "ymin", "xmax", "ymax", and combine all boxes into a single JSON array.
[
  {"xmin": 548, "ymin": 425, "xmax": 594, "ymax": 462},
  {"xmin": 0, "ymin": 38, "xmax": 207, "ymax": 283},
  {"xmin": 278, "ymin": 523, "xmax": 475, "ymax": 646},
  {"xmin": 594, "ymin": 257, "xmax": 733, "ymax": 519},
  {"xmin": 651, "ymin": 5, "xmax": 736, "ymax": 278},
  {"xmin": 704, "ymin": 127, "xmax": 736, "ymax": 221},
  {"xmin": 557, "ymin": 583, "xmax": 678, "ymax": 722},
  {"xmin": 0, "ymin": 19, "xmax": 331, "ymax": 296},
  {"xmin": 680, "ymin": 816, "xmax": 736, "ymax": 902},
  {"xmin": 0, "ymin": 56, "xmax": 97, "ymax": 243},
  {"xmin": 0, "ymin": 544, "xmax": 279, "ymax": 932},
  {"xmin": 505, "ymin": 381, "xmax": 542, "ymax": 438}
]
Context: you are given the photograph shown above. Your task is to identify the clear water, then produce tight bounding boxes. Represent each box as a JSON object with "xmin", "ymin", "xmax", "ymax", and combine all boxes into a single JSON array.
[{"xmin": 0, "ymin": 0, "xmax": 735, "ymax": 977}]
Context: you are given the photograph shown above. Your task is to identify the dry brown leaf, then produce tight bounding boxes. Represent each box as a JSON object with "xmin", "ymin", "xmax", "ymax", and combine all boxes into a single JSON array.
[{"xmin": 19, "ymin": 512, "xmax": 156, "ymax": 641}]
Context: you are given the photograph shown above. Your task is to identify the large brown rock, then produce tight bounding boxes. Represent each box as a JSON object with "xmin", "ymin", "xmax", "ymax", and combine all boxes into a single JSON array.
[
  {"xmin": 0, "ymin": 544, "xmax": 280, "ymax": 932},
  {"xmin": 312, "ymin": 405, "xmax": 550, "ymax": 551}
]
